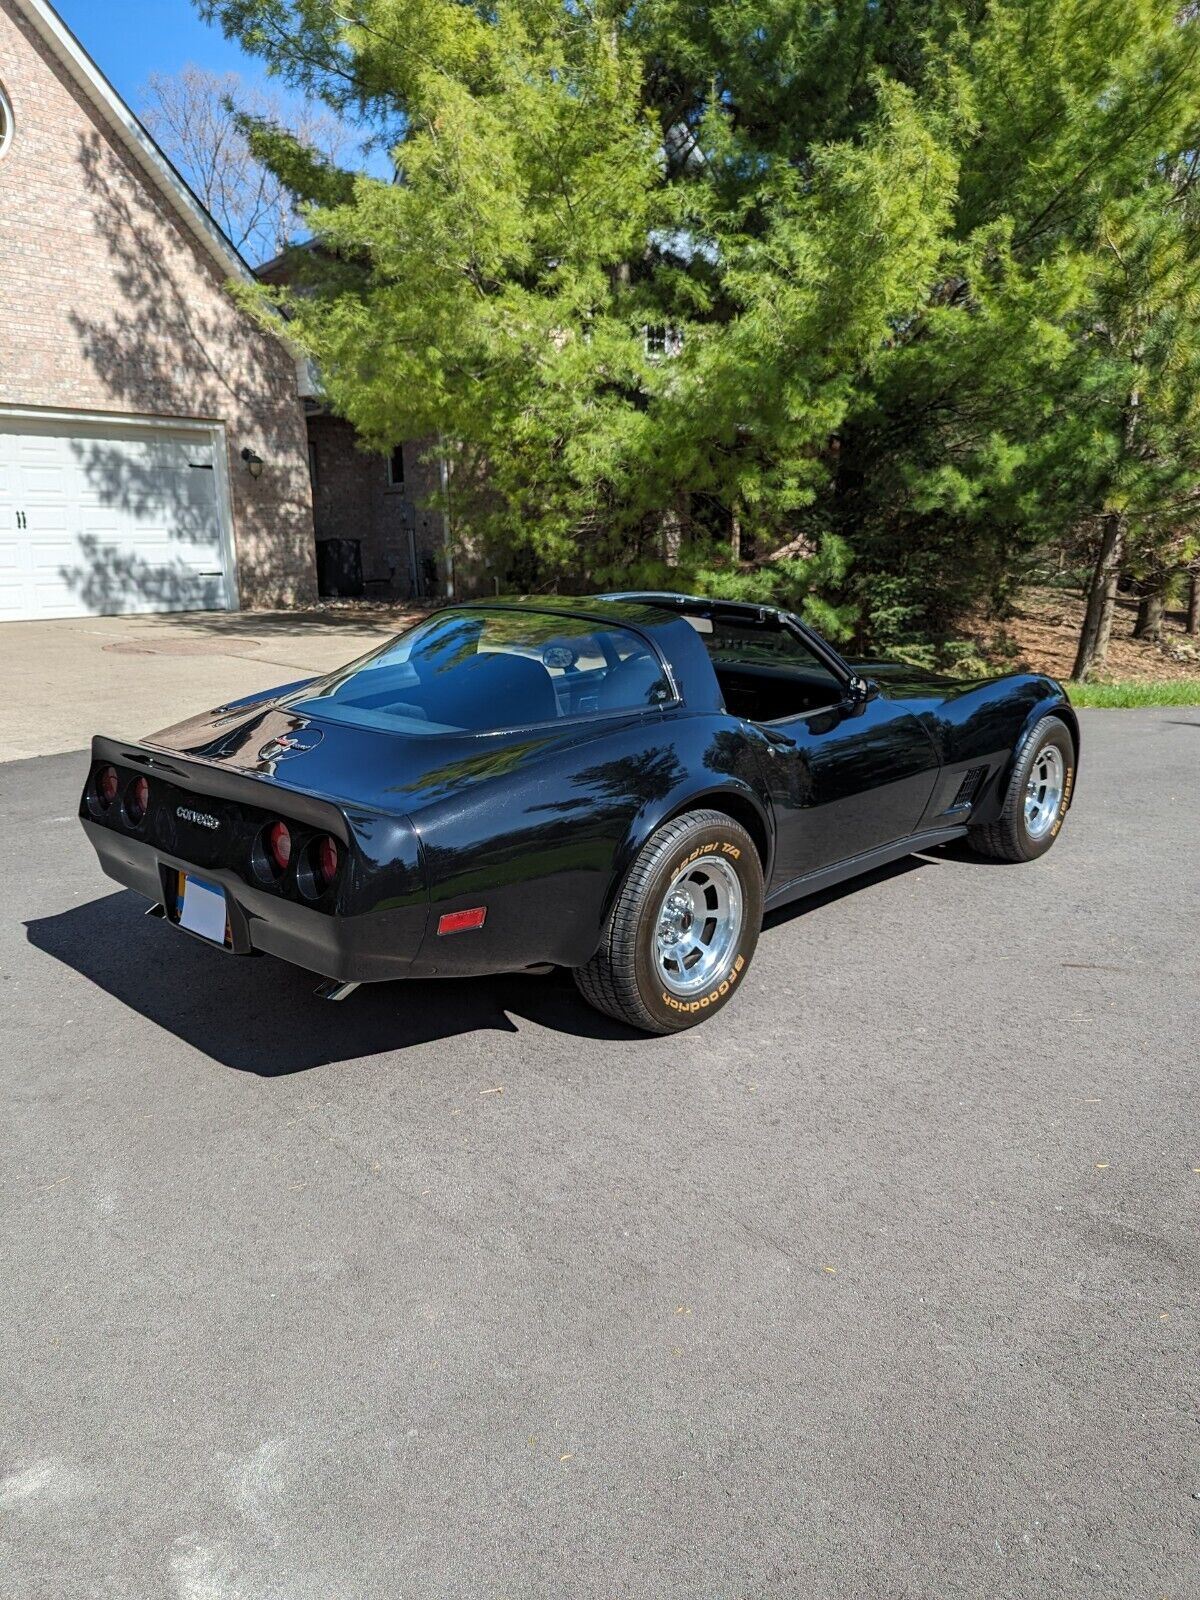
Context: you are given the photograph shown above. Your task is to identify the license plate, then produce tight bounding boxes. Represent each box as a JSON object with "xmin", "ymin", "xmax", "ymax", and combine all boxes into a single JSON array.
[{"xmin": 176, "ymin": 873, "xmax": 229, "ymax": 945}]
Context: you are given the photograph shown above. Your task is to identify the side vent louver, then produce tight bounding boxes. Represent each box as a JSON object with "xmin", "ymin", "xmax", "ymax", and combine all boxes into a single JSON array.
[{"xmin": 952, "ymin": 766, "xmax": 987, "ymax": 808}]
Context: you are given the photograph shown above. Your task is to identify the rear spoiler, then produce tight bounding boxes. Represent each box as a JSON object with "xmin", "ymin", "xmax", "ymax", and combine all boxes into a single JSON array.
[{"xmin": 88, "ymin": 734, "xmax": 354, "ymax": 842}]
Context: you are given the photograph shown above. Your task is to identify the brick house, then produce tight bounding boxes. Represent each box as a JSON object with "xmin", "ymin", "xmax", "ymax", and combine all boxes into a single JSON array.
[
  {"xmin": 301, "ymin": 413, "xmax": 447, "ymax": 602},
  {"xmin": 257, "ymin": 249, "xmax": 450, "ymax": 603},
  {"xmin": 0, "ymin": 0, "xmax": 318, "ymax": 621}
]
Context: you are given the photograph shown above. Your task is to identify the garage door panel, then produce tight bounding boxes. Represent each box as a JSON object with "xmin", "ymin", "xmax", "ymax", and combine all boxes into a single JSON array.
[
  {"xmin": 0, "ymin": 420, "xmax": 232, "ymax": 620},
  {"xmin": 73, "ymin": 507, "xmax": 125, "ymax": 537},
  {"xmin": 20, "ymin": 466, "xmax": 72, "ymax": 500},
  {"xmin": 54, "ymin": 542, "xmax": 222, "ymax": 609},
  {"xmin": 13, "ymin": 437, "xmax": 63, "ymax": 463},
  {"xmin": 79, "ymin": 488, "xmax": 222, "ymax": 532},
  {"xmin": 29, "ymin": 537, "xmax": 76, "ymax": 568}
]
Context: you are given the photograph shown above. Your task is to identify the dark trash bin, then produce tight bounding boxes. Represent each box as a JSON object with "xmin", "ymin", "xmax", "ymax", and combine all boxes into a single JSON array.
[{"xmin": 316, "ymin": 538, "xmax": 364, "ymax": 598}]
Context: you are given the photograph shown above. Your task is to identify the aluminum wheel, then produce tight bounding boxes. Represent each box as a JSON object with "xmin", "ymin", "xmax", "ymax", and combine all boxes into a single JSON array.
[
  {"xmin": 654, "ymin": 855, "xmax": 743, "ymax": 998},
  {"xmin": 1024, "ymin": 743, "xmax": 1064, "ymax": 840}
]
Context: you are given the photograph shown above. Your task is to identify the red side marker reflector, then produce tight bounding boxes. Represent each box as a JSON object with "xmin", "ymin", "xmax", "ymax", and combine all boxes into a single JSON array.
[{"xmin": 437, "ymin": 906, "xmax": 487, "ymax": 936}]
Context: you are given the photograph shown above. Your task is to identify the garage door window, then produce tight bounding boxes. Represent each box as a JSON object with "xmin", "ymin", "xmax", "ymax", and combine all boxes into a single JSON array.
[{"xmin": 0, "ymin": 85, "xmax": 12, "ymax": 160}]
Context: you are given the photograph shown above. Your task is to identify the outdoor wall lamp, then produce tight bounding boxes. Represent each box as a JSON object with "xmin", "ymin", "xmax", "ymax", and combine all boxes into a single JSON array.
[{"xmin": 240, "ymin": 448, "xmax": 265, "ymax": 479}]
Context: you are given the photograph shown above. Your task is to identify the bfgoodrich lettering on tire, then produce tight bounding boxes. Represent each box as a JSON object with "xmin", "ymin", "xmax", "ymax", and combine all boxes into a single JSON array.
[
  {"xmin": 574, "ymin": 809, "xmax": 764, "ymax": 1034},
  {"xmin": 968, "ymin": 714, "xmax": 1076, "ymax": 863}
]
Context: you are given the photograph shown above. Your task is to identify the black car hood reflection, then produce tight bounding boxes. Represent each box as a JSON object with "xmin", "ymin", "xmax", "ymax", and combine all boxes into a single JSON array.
[{"xmin": 845, "ymin": 658, "xmax": 973, "ymax": 698}]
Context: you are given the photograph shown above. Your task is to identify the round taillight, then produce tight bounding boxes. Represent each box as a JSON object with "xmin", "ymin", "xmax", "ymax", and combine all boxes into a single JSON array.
[
  {"xmin": 126, "ymin": 776, "xmax": 150, "ymax": 825},
  {"xmin": 267, "ymin": 821, "xmax": 292, "ymax": 873},
  {"xmin": 315, "ymin": 835, "xmax": 339, "ymax": 891},
  {"xmin": 97, "ymin": 765, "xmax": 119, "ymax": 807}
]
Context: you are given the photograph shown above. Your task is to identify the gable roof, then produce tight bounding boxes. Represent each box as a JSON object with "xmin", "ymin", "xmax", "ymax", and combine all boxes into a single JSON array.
[{"xmin": 11, "ymin": 0, "xmax": 253, "ymax": 284}]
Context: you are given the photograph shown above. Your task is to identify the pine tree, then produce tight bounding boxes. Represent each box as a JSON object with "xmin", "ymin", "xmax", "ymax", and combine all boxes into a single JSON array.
[
  {"xmin": 201, "ymin": 0, "xmax": 1200, "ymax": 669},
  {"xmin": 831, "ymin": 0, "xmax": 1200, "ymax": 675},
  {"xmin": 201, "ymin": 0, "xmax": 955, "ymax": 632}
]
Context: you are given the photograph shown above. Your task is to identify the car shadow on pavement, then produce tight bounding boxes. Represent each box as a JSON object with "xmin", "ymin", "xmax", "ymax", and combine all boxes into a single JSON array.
[
  {"xmin": 30, "ymin": 854, "xmax": 951, "ymax": 1074},
  {"xmin": 25, "ymin": 890, "xmax": 643, "ymax": 1075},
  {"xmin": 921, "ymin": 837, "xmax": 1017, "ymax": 869},
  {"xmin": 761, "ymin": 851, "xmax": 933, "ymax": 930}
]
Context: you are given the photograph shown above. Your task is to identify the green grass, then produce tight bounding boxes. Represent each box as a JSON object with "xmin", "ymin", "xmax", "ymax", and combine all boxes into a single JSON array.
[{"xmin": 1066, "ymin": 679, "xmax": 1200, "ymax": 708}]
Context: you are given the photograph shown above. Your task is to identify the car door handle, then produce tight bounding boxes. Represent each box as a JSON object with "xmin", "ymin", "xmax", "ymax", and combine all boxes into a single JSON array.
[{"xmin": 759, "ymin": 726, "xmax": 797, "ymax": 750}]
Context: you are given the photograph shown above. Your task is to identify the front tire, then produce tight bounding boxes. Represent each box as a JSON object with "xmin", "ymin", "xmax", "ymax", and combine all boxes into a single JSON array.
[
  {"xmin": 574, "ymin": 809, "xmax": 764, "ymax": 1035},
  {"xmin": 968, "ymin": 715, "xmax": 1076, "ymax": 862}
]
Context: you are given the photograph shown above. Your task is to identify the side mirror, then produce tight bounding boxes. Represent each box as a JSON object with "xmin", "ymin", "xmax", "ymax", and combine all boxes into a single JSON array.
[{"xmin": 843, "ymin": 675, "xmax": 880, "ymax": 714}]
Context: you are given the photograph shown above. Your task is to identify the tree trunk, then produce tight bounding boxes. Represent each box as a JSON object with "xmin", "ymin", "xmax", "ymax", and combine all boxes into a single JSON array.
[
  {"xmin": 1071, "ymin": 512, "xmax": 1125, "ymax": 680},
  {"xmin": 1188, "ymin": 572, "xmax": 1199, "ymax": 636},
  {"xmin": 730, "ymin": 504, "xmax": 741, "ymax": 562},
  {"xmin": 1133, "ymin": 587, "xmax": 1166, "ymax": 644},
  {"xmin": 1075, "ymin": 386, "xmax": 1139, "ymax": 681}
]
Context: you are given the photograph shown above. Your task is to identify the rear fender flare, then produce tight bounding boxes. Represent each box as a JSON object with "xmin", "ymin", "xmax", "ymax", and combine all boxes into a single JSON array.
[{"xmin": 598, "ymin": 780, "xmax": 775, "ymax": 935}]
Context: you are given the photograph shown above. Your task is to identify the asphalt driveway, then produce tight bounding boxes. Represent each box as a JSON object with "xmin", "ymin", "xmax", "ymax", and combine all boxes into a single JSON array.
[{"xmin": 2, "ymin": 709, "xmax": 1197, "ymax": 1598}]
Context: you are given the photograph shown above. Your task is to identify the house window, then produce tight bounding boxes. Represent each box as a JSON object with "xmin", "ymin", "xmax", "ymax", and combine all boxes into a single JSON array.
[
  {"xmin": 645, "ymin": 325, "xmax": 683, "ymax": 360},
  {"xmin": 308, "ymin": 441, "xmax": 319, "ymax": 490},
  {"xmin": 387, "ymin": 447, "xmax": 405, "ymax": 487},
  {"xmin": 0, "ymin": 84, "xmax": 13, "ymax": 160}
]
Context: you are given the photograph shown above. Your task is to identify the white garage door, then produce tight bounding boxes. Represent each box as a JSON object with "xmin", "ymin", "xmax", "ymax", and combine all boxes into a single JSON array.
[{"xmin": 0, "ymin": 418, "xmax": 234, "ymax": 621}]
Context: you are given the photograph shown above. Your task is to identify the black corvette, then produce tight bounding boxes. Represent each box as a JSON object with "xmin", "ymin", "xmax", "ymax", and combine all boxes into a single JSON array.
[{"xmin": 79, "ymin": 593, "xmax": 1078, "ymax": 1034}]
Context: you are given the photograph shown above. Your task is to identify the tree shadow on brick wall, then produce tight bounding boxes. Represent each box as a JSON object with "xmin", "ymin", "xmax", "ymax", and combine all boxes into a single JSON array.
[
  {"xmin": 54, "ymin": 133, "xmax": 284, "ymax": 613},
  {"xmin": 70, "ymin": 130, "xmax": 256, "ymax": 419}
]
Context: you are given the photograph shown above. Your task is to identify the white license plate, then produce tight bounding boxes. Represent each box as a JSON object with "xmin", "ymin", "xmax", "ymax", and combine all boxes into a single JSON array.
[{"xmin": 176, "ymin": 873, "xmax": 229, "ymax": 945}]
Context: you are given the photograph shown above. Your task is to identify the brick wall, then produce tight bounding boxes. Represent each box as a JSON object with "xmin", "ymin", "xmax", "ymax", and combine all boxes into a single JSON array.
[
  {"xmin": 307, "ymin": 416, "xmax": 448, "ymax": 600},
  {"xmin": 0, "ymin": 0, "xmax": 317, "ymax": 608}
]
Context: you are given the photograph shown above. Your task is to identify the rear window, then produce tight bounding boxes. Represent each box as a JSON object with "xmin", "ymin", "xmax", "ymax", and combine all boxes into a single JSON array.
[
  {"xmin": 704, "ymin": 617, "xmax": 842, "ymax": 684},
  {"xmin": 290, "ymin": 608, "xmax": 673, "ymax": 734}
]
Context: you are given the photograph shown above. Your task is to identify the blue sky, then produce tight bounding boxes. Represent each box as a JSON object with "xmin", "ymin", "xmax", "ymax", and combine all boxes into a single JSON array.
[
  {"xmin": 54, "ymin": 0, "xmax": 274, "ymax": 114},
  {"xmin": 54, "ymin": 0, "xmax": 391, "ymax": 184}
]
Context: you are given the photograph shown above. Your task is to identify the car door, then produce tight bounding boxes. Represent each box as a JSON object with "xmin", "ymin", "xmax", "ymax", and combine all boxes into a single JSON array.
[
  {"xmin": 705, "ymin": 614, "xmax": 941, "ymax": 889},
  {"xmin": 760, "ymin": 692, "xmax": 944, "ymax": 887}
]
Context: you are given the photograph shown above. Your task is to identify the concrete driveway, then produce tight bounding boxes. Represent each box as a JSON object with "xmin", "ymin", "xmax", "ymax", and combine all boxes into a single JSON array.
[
  {"xmin": 0, "ymin": 606, "xmax": 423, "ymax": 762},
  {"xmin": 1, "ymin": 673, "xmax": 1197, "ymax": 1595}
]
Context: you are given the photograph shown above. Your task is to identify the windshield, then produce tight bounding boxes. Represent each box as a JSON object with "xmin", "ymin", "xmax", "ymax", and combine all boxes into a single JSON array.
[{"xmin": 289, "ymin": 608, "xmax": 673, "ymax": 735}]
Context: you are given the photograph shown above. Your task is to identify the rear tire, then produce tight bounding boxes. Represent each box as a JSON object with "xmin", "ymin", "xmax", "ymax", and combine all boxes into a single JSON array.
[
  {"xmin": 574, "ymin": 809, "xmax": 764, "ymax": 1035},
  {"xmin": 968, "ymin": 715, "xmax": 1076, "ymax": 862}
]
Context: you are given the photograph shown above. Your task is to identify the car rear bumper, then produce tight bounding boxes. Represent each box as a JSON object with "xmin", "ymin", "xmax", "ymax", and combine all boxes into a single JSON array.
[{"xmin": 83, "ymin": 821, "xmax": 428, "ymax": 984}]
